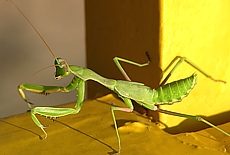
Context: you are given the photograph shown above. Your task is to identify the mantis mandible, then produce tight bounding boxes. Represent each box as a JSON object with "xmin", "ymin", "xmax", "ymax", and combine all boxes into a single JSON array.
[{"xmin": 11, "ymin": 1, "xmax": 230, "ymax": 154}]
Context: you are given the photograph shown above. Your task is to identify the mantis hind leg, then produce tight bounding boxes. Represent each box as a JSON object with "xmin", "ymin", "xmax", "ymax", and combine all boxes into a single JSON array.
[
  {"xmin": 113, "ymin": 52, "xmax": 150, "ymax": 81},
  {"xmin": 160, "ymin": 56, "xmax": 226, "ymax": 86},
  {"xmin": 156, "ymin": 108, "xmax": 230, "ymax": 137}
]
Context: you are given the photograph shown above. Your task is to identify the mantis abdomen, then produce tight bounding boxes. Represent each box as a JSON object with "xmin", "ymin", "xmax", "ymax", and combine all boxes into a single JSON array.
[{"xmin": 155, "ymin": 74, "xmax": 197, "ymax": 105}]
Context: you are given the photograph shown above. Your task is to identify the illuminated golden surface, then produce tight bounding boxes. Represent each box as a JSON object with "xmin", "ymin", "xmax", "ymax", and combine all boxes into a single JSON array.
[{"xmin": 1, "ymin": 95, "xmax": 229, "ymax": 154}]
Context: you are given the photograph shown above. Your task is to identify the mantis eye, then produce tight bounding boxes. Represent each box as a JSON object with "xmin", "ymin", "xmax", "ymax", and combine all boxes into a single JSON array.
[{"xmin": 58, "ymin": 59, "xmax": 69, "ymax": 72}]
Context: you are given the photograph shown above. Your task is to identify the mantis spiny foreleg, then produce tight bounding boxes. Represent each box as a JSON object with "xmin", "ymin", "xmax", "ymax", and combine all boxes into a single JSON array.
[
  {"xmin": 18, "ymin": 76, "xmax": 80, "ymax": 108},
  {"xmin": 18, "ymin": 77, "xmax": 85, "ymax": 139}
]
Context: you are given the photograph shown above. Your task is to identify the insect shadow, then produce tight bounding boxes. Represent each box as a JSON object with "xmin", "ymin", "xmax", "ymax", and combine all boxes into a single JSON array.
[
  {"xmin": 54, "ymin": 119, "xmax": 117, "ymax": 155},
  {"xmin": 96, "ymin": 97, "xmax": 230, "ymax": 136},
  {"xmin": 0, "ymin": 119, "xmax": 43, "ymax": 140}
]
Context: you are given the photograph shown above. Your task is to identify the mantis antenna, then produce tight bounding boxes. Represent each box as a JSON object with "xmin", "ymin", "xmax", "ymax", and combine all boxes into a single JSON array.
[
  {"xmin": 32, "ymin": 65, "xmax": 56, "ymax": 76},
  {"xmin": 10, "ymin": 0, "xmax": 56, "ymax": 59}
]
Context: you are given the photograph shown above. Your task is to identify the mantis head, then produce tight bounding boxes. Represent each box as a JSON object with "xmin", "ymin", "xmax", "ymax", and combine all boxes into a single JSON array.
[{"xmin": 54, "ymin": 58, "xmax": 71, "ymax": 80}]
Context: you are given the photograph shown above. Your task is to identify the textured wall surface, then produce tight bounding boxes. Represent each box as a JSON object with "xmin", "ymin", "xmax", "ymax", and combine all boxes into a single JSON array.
[{"xmin": 159, "ymin": 0, "xmax": 230, "ymax": 131}]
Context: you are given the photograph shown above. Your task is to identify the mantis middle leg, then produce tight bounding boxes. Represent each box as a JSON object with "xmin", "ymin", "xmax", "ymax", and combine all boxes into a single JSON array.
[
  {"xmin": 111, "ymin": 97, "xmax": 134, "ymax": 154},
  {"xmin": 113, "ymin": 52, "xmax": 150, "ymax": 81}
]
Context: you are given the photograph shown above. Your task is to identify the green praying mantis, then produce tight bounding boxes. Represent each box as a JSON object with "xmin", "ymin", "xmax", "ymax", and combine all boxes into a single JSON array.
[{"xmin": 11, "ymin": 0, "xmax": 230, "ymax": 154}]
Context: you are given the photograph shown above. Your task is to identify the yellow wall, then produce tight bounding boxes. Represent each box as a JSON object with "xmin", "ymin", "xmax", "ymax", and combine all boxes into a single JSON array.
[
  {"xmin": 86, "ymin": 1, "xmax": 230, "ymax": 132},
  {"xmin": 159, "ymin": 0, "xmax": 230, "ymax": 131}
]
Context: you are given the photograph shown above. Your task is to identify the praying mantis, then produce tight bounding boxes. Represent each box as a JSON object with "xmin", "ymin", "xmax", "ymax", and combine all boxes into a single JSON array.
[{"xmin": 10, "ymin": 0, "xmax": 230, "ymax": 154}]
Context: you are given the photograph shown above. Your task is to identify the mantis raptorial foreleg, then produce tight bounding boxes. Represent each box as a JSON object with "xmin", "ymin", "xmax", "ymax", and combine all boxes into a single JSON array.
[
  {"xmin": 18, "ymin": 76, "xmax": 81, "ymax": 107},
  {"xmin": 18, "ymin": 77, "xmax": 85, "ymax": 139}
]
